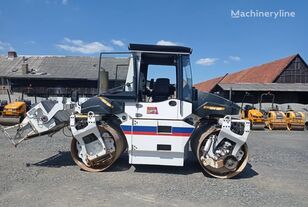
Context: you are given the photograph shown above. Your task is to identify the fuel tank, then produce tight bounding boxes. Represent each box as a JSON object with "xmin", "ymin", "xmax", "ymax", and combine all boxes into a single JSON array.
[{"xmin": 193, "ymin": 91, "xmax": 240, "ymax": 118}]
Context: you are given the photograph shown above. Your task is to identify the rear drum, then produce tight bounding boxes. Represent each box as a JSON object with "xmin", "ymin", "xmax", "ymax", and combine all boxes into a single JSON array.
[{"xmin": 191, "ymin": 128, "xmax": 248, "ymax": 179}]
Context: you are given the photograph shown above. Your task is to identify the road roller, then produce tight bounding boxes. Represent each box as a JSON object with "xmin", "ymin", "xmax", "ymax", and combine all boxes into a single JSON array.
[
  {"xmin": 0, "ymin": 101, "xmax": 27, "ymax": 125},
  {"xmin": 0, "ymin": 89, "xmax": 32, "ymax": 126},
  {"xmin": 1, "ymin": 44, "xmax": 250, "ymax": 179},
  {"xmin": 285, "ymin": 106, "xmax": 305, "ymax": 131},
  {"xmin": 259, "ymin": 93, "xmax": 287, "ymax": 130},
  {"xmin": 240, "ymin": 92, "xmax": 265, "ymax": 130},
  {"xmin": 265, "ymin": 110, "xmax": 288, "ymax": 130}
]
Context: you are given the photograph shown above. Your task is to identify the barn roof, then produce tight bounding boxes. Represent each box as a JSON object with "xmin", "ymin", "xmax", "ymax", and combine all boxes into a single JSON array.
[
  {"xmin": 0, "ymin": 56, "xmax": 129, "ymax": 81},
  {"xmin": 195, "ymin": 54, "xmax": 298, "ymax": 92},
  {"xmin": 193, "ymin": 74, "xmax": 231, "ymax": 92},
  {"xmin": 219, "ymin": 83, "xmax": 308, "ymax": 92}
]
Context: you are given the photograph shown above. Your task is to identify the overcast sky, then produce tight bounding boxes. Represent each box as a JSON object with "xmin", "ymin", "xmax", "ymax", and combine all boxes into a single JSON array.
[{"xmin": 0, "ymin": 0, "xmax": 307, "ymax": 83}]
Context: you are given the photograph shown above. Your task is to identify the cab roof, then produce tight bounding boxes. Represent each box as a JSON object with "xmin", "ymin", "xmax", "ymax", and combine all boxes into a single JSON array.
[{"xmin": 128, "ymin": 43, "xmax": 192, "ymax": 54}]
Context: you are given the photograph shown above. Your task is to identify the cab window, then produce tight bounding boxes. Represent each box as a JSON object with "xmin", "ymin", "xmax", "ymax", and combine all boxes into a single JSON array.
[
  {"xmin": 182, "ymin": 55, "xmax": 193, "ymax": 102},
  {"xmin": 138, "ymin": 53, "xmax": 178, "ymax": 103},
  {"xmin": 145, "ymin": 65, "xmax": 176, "ymax": 102}
]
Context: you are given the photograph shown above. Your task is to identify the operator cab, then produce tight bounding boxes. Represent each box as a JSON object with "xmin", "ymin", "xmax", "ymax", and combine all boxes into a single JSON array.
[
  {"xmin": 123, "ymin": 44, "xmax": 195, "ymax": 166},
  {"xmin": 125, "ymin": 44, "xmax": 194, "ymax": 120},
  {"xmin": 130, "ymin": 44, "xmax": 193, "ymax": 103},
  {"xmin": 137, "ymin": 53, "xmax": 177, "ymax": 102},
  {"xmin": 98, "ymin": 44, "xmax": 193, "ymax": 102},
  {"xmin": 98, "ymin": 43, "xmax": 194, "ymax": 119}
]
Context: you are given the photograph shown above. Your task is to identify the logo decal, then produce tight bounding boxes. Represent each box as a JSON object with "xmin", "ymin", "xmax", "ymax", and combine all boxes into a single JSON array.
[{"xmin": 147, "ymin": 107, "xmax": 158, "ymax": 114}]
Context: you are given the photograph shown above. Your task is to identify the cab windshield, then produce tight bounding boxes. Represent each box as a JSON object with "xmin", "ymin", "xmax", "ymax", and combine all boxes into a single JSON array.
[{"xmin": 98, "ymin": 53, "xmax": 132, "ymax": 94}]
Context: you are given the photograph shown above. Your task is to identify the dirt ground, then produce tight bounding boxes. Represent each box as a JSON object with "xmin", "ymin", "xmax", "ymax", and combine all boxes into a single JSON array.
[{"xmin": 0, "ymin": 130, "xmax": 308, "ymax": 207}]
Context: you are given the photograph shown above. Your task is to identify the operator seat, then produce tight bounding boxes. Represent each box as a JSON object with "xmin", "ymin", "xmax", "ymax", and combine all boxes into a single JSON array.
[{"xmin": 151, "ymin": 78, "xmax": 171, "ymax": 102}]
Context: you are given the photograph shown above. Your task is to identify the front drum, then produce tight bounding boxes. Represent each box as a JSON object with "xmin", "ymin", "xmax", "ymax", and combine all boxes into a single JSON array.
[{"xmin": 71, "ymin": 121, "xmax": 126, "ymax": 172}]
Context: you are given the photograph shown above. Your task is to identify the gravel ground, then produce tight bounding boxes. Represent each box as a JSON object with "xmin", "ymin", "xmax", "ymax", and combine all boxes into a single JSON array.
[{"xmin": 0, "ymin": 130, "xmax": 308, "ymax": 207}]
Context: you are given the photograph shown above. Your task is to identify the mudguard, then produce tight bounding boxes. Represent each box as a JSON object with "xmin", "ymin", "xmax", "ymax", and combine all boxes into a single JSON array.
[{"xmin": 193, "ymin": 91, "xmax": 240, "ymax": 118}]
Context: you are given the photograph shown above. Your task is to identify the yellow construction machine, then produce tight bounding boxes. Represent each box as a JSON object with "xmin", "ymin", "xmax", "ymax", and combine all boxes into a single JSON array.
[
  {"xmin": 285, "ymin": 106, "xmax": 305, "ymax": 131},
  {"xmin": 260, "ymin": 93, "xmax": 287, "ymax": 130},
  {"xmin": 240, "ymin": 92, "xmax": 265, "ymax": 130},
  {"xmin": 1, "ymin": 101, "xmax": 27, "ymax": 125},
  {"xmin": 0, "ymin": 89, "xmax": 29, "ymax": 126}
]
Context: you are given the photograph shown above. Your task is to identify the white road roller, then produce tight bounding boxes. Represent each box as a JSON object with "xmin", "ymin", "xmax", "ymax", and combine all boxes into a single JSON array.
[{"xmin": 2, "ymin": 44, "xmax": 250, "ymax": 178}]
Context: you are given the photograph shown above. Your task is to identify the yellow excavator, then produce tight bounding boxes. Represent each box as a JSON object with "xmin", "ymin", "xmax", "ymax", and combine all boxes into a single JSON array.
[
  {"xmin": 240, "ymin": 92, "xmax": 265, "ymax": 130},
  {"xmin": 0, "ymin": 89, "xmax": 29, "ymax": 126},
  {"xmin": 260, "ymin": 93, "xmax": 287, "ymax": 130},
  {"xmin": 285, "ymin": 105, "xmax": 305, "ymax": 131}
]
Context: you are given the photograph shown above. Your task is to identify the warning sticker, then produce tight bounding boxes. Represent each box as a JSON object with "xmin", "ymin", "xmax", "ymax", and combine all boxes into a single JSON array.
[{"xmin": 147, "ymin": 107, "xmax": 158, "ymax": 114}]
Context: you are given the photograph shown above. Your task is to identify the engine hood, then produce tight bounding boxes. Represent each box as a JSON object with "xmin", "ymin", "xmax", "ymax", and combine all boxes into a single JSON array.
[
  {"xmin": 193, "ymin": 91, "xmax": 240, "ymax": 118},
  {"xmin": 81, "ymin": 96, "xmax": 124, "ymax": 115},
  {"xmin": 249, "ymin": 109, "xmax": 264, "ymax": 117}
]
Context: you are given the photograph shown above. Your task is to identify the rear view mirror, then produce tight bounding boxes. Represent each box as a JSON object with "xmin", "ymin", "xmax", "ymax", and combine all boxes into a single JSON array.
[{"xmin": 192, "ymin": 87, "xmax": 198, "ymax": 101}]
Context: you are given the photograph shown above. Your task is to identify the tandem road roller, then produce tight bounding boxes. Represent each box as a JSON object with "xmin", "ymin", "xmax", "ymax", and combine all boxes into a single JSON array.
[
  {"xmin": 1, "ymin": 44, "xmax": 250, "ymax": 179},
  {"xmin": 260, "ymin": 93, "xmax": 287, "ymax": 130},
  {"xmin": 0, "ymin": 89, "xmax": 30, "ymax": 126},
  {"xmin": 285, "ymin": 106, "xmax": 305, "ymax": 131},
  {"xmin": 240, "ymin": 92, "xmax": 265, "ymax": 130}
]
